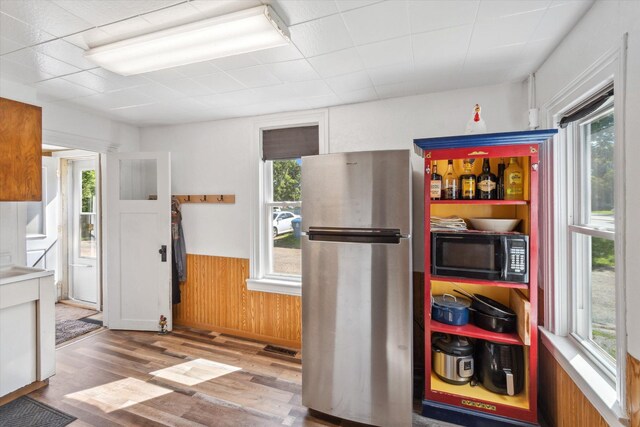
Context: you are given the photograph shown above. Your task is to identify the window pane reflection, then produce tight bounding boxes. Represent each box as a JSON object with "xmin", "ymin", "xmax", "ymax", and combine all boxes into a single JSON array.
[{"xmin": 270, "ymin": 206, "xmax": 301, "ymax": 276}]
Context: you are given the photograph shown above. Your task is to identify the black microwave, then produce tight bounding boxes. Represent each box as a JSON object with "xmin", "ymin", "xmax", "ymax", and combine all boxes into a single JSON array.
[{"xmin": 431, "ymin": 232, "xmax": 529, "ymax": 283}]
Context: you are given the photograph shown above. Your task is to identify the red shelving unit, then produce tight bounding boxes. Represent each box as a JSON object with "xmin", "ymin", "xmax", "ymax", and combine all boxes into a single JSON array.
[{"xmin": 414, "ymin": 130, "xmax": 557, "ymax": 426}]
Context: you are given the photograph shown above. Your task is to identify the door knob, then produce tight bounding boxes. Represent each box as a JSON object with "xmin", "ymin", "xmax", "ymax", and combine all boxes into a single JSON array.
[{"xmin": 159, "ymin": 245, "xmax": 167, "ymax": 262}]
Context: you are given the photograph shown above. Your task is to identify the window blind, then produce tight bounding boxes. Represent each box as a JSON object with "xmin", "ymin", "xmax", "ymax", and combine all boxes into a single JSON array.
[
  {"xmin": 262, "ymin": 125, "xmax": 319, "ymax": 161},
  {"xmin": 558, "ymin": 85, "xmax": 614, "ymax": 129}
]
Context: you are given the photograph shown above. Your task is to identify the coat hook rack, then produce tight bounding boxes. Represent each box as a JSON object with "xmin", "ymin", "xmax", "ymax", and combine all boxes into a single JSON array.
[{"xmin": 173, "ymin": 194, "xmax": 235, "ymax": 204}]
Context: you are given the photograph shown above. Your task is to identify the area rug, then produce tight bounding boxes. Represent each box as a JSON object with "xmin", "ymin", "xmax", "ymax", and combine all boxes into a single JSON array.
[
  {"xmin": 55, "ymin": 319, "xmax": 101, "ymax": 345},
  {"xmin": 0, "ymin": 396, "xmax": 76, "ymax": 427}
]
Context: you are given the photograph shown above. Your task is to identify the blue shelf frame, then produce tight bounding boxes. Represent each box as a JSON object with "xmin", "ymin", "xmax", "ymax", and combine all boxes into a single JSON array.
[{"xmin": 413, "ymin": 129, "xmax": 558, "ymax": 155}]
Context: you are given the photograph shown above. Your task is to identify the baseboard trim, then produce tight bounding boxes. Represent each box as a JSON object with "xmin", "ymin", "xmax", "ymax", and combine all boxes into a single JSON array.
[
  {"xmin": 0, "ymin": 380, "xmax": 48, "ymax": 406},
  {"xmin": 174, "ymin": 320, "xmax": 301, "ymax": 349}
]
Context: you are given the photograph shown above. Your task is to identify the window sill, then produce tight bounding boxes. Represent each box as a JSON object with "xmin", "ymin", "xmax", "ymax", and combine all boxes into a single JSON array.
[
  {"xmin": 246, "ymin": 277, "xmax": 301, "ymax": 296},
  {"xmin": 539, "ymin": 327, "xmax": 627, "ymax": 426}
]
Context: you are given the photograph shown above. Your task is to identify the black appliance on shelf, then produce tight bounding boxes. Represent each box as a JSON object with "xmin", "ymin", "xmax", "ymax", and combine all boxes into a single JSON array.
[
  {"xmin": 475, "ymin": 340, "xmax": 524, "ymax": 396},
  {"xmin": 431, "ymin": 232, "xmax": 529, "ymax": 283}
]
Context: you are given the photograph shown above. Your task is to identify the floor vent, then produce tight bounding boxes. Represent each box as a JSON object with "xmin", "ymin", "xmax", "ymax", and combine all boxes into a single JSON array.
[{"xmin": 264, "ymin": 345, "xmax": 297, "ymax": 357}]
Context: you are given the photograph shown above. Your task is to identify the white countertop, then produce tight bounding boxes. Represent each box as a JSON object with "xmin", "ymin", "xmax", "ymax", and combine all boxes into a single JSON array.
[{"xmin": 0, "ymin": 265, "xmax": 53, "ymax": 285}]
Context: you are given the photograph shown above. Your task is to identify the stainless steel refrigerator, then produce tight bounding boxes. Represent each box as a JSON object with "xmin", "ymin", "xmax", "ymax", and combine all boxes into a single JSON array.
[{"xmin": 301, "ymin": 149, "xmax": 412, "ymax": 427}]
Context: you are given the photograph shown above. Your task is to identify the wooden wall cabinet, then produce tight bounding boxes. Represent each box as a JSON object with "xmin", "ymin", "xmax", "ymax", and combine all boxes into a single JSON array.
[
  {"xmin": 414, "ymin": 130, "xmax": 557, "ymax": 426},
  {"xmin": 0, "ymin": 97, "xmax": 42, "ymax": 201}
]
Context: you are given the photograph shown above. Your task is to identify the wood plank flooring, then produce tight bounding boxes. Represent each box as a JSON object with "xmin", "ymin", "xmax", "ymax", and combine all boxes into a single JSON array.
[{"xmin": 28, "ymin": 326, "xmax": 446, "ymax": 427}]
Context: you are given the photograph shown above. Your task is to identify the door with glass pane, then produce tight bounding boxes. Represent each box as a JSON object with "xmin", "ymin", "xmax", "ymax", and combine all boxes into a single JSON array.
[
  {"xmin": 70, "ymin": 159, "xmax": 98, "ymax": 305},
  {"xmin": 106, "ymin": 152, "xmax": 171, "ymax": 331}
]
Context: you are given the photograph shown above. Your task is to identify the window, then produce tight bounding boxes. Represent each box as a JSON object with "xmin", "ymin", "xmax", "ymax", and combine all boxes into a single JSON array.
[
  {"xmin": 248, "ymin": 111, "xmax": 328, "ymax": 296},
  {"xmin": 568, "ymin": 99, "xmax": 617, "ymax": 375}
]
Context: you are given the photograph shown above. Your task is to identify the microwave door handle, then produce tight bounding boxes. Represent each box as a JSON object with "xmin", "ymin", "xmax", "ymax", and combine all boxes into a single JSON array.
[{"xmin": 501, "ymin": 239, "xmax": 510, "ymax": 280}]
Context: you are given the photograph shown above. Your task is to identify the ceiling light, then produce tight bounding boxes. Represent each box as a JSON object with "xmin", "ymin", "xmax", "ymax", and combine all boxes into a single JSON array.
[{"xmin": 84, "ymin": 5, "xmax": 290, "ymax": 76}]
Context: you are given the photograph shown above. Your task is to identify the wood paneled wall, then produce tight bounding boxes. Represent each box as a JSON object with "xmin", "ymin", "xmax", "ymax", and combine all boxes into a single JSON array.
[
  {"xmin": 173, "ymin": 254, "xmax": 302, "ymax": 348},
  {"xmin": 628, "ymin": 353, "xmax": 640, "ymax": 427},
  {"xmin": 539, "ymin": 344, "xmax": 609, "ymax": 427}
]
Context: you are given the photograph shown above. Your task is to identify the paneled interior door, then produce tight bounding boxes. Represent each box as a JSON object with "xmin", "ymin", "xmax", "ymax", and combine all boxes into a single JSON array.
[{"xmin": 106, "ymin": 152, "xmax": 171, "ymax": 331}]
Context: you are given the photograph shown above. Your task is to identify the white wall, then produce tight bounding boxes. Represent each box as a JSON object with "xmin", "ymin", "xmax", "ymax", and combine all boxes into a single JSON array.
[
  {"xmin": 141, "ymin": 81, "xmax": 528, "ymax": 268},
  {"xmin": 535, "ymin": 0, "xmax": 640, "ymax": 358}
]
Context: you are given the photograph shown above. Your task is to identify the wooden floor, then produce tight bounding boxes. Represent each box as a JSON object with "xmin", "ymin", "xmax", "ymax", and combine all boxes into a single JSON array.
[{"xmin": 29, "ymin": 326, "xmax": 445, "ymax": 427}]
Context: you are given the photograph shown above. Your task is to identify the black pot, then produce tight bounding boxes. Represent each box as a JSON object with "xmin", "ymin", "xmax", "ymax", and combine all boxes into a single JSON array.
[
  {"xmin": 471, "ymin": 294, "xmax": 517, "ymax": 319},
  {"xmin": 470, "ymin": 308, "xmax": 517, "ymax": 333},
  {"xmin": 475, "ymin": 340, "xmax": 524, "ymax": 396}
]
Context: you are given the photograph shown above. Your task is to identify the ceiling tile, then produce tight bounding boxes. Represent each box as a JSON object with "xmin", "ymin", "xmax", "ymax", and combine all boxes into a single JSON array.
[
  {"xmin": 335, "ymin": 1, "xmax": 384, "ymax": 13},
  {"xmin": 170, "ymin": 61, "xmax": 219, "ymax": 78},
  {"xmin": 250, "ymin": 84, "xmax": 301, "ymax": 103},
  {"xmin": 341, "ymin": 1, "xmax": 410, "ymax": 45},
  {"xmin": 0, "ymin": 0, "xmax": 92, "ymax": 37},
  {"xmin": 97, "ymin": 16, "xmax": 154, "ymax": 40},
  {"xmin": 531, "ymin": 0, "xmax": 592, "ymax": 42},
  {"xmin": 87, "ymin": 68, "xmax": 150, "ymax": 89},
  {"xmin": 0, "ymin": 12, "xmax": 56, "ymax": 46},
  {"xmin": 408, "ymin": 1, "xmax": 479, "ymax": 33},
  {"xmin": 190, "ymin": 0, "xmax": 262, "ymax": 16},
  {"xmin": 135, "ymin": 82, "xmax": 183, "ymax": 102},
  {"xmin": 266, "ymin": 59, "xmax": 320, "ymax": 82},
  {"xmin": 464, "ymin": 42, "xmax": 527, "ymax": 72},
  {"xmin": 252, "ymin": 43, "xmax": 303, "ymax": 64},
  {"xmin": 209, "ymin": 54, "xmax": 261, "ymax": 71},
  {"xmin": 192, "ymin": 72, "xmax": 246, "ymax": 94},
  {"xmin": 367, "ymin": 61, "xmax": 415, "ymax": 86},
  {"xmin": 35, "ymin": 78, "xmax": 98, "ymax": 101},
  {"xmin": 140, "ymin": 2, "xmax": 202, "ymax": 26},
  {"xmin": 99, "ymin": 88, "xmax": 157, "ymax": 109},
  {"xmin": 273, "ymin": 0, "xmax": 339, "ymax": 26},
  {"xmin": 357, "ymin": 36, "xmax": 412, "ymax": 69},
  {"xmin": 307, "ymin": 48, "xmax": 364, "ymax": 78},
  {"xmin": 63, "ymin": 28, "xmax": 111, "ymax": 50},
  {"xmin": 62, "ymin": 70, "xmax": 123, "ymax": 92},
  {"xmin": 2, "ymin": 48, "xmax": 81, "ymax": 78},
  {"xmin": 33, "ymin": 39, "xmax": 97, "ymax": 70},
  {"xmin": 0, "ymin": 57, "xmax": 54, "ymax": 84},
  {"xmin": 196, "ymin": 89, "xmax": 258, "ymax": 108},
  {"xmin": 337, "ymin": 86, "xmax": 378, "ymax": 104},
  {"xmin": 325, "ymin": 70, "xmax": 372, "ymax": 93},
  {"xmin": 304, "ymin": 93, "xmax": 342, "ymax": 109},
  {"xmin": 477, "ymin": 0, "xmax": 551, "ymax": 21},
  {"xmin": 290, "ymin": 14, "xmax": 353, "ymax": 57},
  {"xmin": 412, "ymin": 25, "xmax": 473, "ymax": 70},
  {"xmin": 142, "ymin": 68, "xmax": 186, "ymax": 83},
  {"xmin": 0, "ymin": 36, "xmax": 25, "ymax": 55},
  {"xmin": 225, "ymin": 65, "xmax": 281, "ymax": 88},
  {"xmin": 289, "ymin": 79, "xmax": 334, "ymax": 97},
  {"xmin": 164, "ymin": 78, "xmax": 211, "ymax": 97},
  {"xmin": 470, "ymin": 9, "xmax": 546, "ymax": 49},
  {"xmin": 52, "ymin": 0, "xmax": 183, "ymax": 26}
]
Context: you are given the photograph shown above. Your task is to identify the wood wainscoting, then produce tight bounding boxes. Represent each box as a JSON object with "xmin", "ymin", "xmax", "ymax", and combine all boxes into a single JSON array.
[
  {"xmin": 628, "ymin": 353, "xmax": 640, "ymax": 427},
  {"xmin": 173, "ymin": 254, "xmax": 301, "ymax": 349},
  {"xmin": 539, "ymin": 344, "xmax": 609, "ymax": 426}
]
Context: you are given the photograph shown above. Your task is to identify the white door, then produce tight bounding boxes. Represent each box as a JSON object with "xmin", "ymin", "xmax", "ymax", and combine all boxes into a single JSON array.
[
  {"xmin": 106, "ymin": 152, "xmax": 172, "ymax": 331},
  {"xmin": 70, "ymin": 159, "xmax": 98, "ymax": 305}
]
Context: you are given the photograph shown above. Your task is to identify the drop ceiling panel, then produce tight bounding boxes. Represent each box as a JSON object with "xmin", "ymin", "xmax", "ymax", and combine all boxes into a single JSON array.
[
  {"xmin": 341, "ymin": 1, "xmax": 410, "ymax": 45},
  {"xmin": 0, "ymin": 0, "xmax": 594, "ymax": 125}
]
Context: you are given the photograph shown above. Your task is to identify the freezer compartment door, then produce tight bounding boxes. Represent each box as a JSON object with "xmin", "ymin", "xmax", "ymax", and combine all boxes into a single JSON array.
[
  {"xmin": 301, "ymin": 236, "xmax": 412, "ymax": 426},
  {"xmin": 301, "ymin": 150, "xmax": 411, "ymax": 236}
]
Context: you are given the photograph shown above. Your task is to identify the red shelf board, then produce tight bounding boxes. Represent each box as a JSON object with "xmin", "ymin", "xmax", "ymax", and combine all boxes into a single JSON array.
[
  {"xmin": 429, "ymin": 275, "xmax": 529, "ymax": 289},
  {"xmin": 430, "ymin": 319, "xmax": 523, "ymax": 345},
  {"xmin": 430, "ymin": 199, "xmax": 528, "ymax": 205}
]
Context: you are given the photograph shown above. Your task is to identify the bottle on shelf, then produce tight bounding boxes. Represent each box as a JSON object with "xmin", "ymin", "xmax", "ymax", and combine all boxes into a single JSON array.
[
  {"xmin": 430, "ymin": 162, "xmax": 442, "ymax": 200},
  {"xmin": 497, "ymin": 158, "xmax": 506, "ymax": 200},
  {"xmin": 504, "ymin": 157, "xmax": 524, "ymax": 200},
  {"xmin": 459, "ymin": 159, "xmax": 476, "ymax": 200},
  {"xmin": 476, "ymin": 158, "xmax": 497, "ymax": 199},
  {"xmin": 442, "ymin": 160, "xmax": 459, "ymax": 200}
]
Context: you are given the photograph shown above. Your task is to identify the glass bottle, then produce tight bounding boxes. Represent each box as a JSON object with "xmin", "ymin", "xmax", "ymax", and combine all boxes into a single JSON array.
[
  {"xmin": 504, "ymin": 157, "xmax": 524, "ymax": 200},
  {"xmin": 430, "ymin": 162, "xmax": 442, "ymax": 200},
  {"xmin": 442, "ymin": 160, "xmax": 459, "ymax": 200},
  {"xmin": 459, "ymin": 159, "xmax": 476, "ymax": 200},
  {"xmin": 497, "ymin": 158, "xmax": 506, "ymax": 200},
  {"xmin": 476, "ymin": 158, "xmax": 497, "ymax": 199}
]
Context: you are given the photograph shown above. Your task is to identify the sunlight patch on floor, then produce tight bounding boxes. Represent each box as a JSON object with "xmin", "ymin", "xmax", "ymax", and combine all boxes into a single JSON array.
[
  {"xmin": 65, "ymin": 377, "xmax": 171, "ymax": 412},
  {"xmin": 149, "ymin": 358, "xmax": 241, "ymax": 386}
]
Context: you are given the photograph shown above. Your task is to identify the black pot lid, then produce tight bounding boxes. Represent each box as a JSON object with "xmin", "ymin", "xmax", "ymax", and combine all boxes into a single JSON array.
[
  {"xmin": 432, "ymin": 294, "xmax": 471, "ymax": 309},
  {"xmin": 432, "ymin": 333, "xmax": 474, "ymax": 356}
]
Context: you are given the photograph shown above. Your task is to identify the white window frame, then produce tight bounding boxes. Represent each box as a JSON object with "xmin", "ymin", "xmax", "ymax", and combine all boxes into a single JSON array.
[
  {"xmin": 540, "ymin": 36, "xmax": 627, "ymax": 426},
  {"xmin": 247, "ymin": 110, "xmax": 329, "ymax": 296}
]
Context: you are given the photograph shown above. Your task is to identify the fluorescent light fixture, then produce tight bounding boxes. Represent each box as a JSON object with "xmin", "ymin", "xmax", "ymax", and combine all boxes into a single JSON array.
[{"xmin": 84, "ymin": 5, "xmax": 290, "ymax": 76}]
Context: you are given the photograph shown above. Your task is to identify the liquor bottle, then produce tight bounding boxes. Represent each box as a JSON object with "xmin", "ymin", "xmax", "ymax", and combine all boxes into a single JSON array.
[
  {"xmin": 497, "ymin": 158, "xmax": 506, "ymax": 200},
  {"xmin": 459, "ymin": 159, "xmax": 476, "ymax": 200},
  {"xmin": 504, "ymin": 157, "xmax": 524, "ymax": 200},
  {"xmin": 430, "ymin": 162, "xmax": 442, "ymax": 200},
  {"xmin": 476, "ymin": 158, "xmax": 497, "ymax": 199},
  {"xmin": 442, "ymin": 160, "xmax": 459, "ymax": 200}
]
